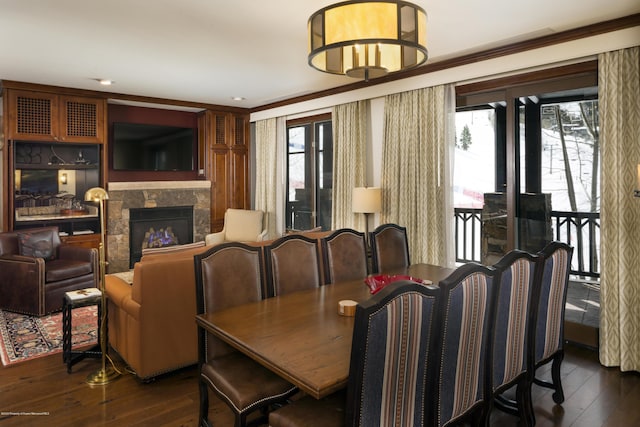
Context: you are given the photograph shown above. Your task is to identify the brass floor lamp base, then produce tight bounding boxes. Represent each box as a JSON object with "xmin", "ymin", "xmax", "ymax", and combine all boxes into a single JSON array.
[{"xmin": 86, "ymin": 366, "xmax": 120, "ymax": 386}]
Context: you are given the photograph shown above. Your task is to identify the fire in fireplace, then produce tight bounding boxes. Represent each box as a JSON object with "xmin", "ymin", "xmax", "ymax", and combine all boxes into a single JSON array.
[
  {"xmin": 143, "ymin": 227, "xmax": 180, "ymax": 249},
  {"xmin": 129, "ymin": 206, "xmax": 193, "ymax": 267}
]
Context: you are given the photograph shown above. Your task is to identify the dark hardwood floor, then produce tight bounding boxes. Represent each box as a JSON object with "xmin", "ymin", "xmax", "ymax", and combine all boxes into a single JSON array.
[{"xmin": 1, "ymin": 343, "xmax": 638, "ymax": 426}]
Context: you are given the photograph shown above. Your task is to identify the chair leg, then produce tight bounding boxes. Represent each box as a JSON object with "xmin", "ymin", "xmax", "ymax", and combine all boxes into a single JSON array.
[
  {"xmin": 199, "ymin": 377, "xmax": 212, "ymax": 427},
  {"xmin": 516, "ymin": 378, "xmax": 535, "ymax": 427},
  {"xmin": 551, "ymin": 351, "xmax": 565, "ymax": 404}
]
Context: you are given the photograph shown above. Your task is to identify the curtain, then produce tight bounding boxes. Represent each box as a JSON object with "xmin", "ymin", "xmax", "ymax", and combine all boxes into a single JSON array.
[
  {"xmin": 381, "ymin": 85, "xmax": 455, "ymax": 266},
  {"xmin": 331, "ymin": 100, "xmax": 368, "ymax": 230},
  {"xmin": 255, "ymin": 117, "xmax": 283, "ymax": 240},
  {"xmin": 598, "ymin": 46, "xmax": 640, "ymax": 372}
]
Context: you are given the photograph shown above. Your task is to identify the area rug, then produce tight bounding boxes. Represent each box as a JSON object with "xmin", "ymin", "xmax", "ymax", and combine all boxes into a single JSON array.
[{"xmin": 0, "ymin": 306, "xmax": 97, "ymax": 366}]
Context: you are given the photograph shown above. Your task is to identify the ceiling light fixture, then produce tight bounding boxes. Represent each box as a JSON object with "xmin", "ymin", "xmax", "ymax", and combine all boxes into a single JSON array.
[
  {"xmin": 231, "ymin": 96, "xmax": 245, "ymax": 101},
  {"xmin": 308, "ymin": 0, "xmax": 428, "ymax": 80},
  {"xmin": 97, "ymin": 79, "xmax": 114, "ymax": 86}
]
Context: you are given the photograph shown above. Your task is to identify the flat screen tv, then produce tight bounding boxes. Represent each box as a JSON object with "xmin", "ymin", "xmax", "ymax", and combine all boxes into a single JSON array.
[{"xmin": 112, "ymin": 122, "xmax": 195, "ymax": 171}]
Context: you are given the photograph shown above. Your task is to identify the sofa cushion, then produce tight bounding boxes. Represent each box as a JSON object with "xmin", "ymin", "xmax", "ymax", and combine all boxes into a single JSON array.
[
  {"xmin": 225, "ymin": 209, "xmax": 264, "ymax": 242},
  {"xmin": 17, "ymin": 229, "xmax": 56, "ymax": 260},
  {"xmin": 141, "ymin": 241, "xmax": 205, "ymax": 256}
]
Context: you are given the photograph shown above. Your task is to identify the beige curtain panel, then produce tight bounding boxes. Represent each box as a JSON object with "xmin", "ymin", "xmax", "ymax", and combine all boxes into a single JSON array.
[
  {"xmin": 255, "ymin": 118, "xmax": 279, "ymax": 240},
  {"xmin": 381, "ymin": 85, "xmax": 453, "ymax": 266},
  {"xmin": 331, "ymin": 100, "xmax": 368, "ymax": 230},
  {"xmin": 598, "ymin": 46, "xmax": 640, "ymax": 373}
]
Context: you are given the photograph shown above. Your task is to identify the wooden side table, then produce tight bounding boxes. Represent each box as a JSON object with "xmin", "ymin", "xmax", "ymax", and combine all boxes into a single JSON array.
[{"xmin": 62, "ymin": 288, "xmax": 103, "ymax": 373}]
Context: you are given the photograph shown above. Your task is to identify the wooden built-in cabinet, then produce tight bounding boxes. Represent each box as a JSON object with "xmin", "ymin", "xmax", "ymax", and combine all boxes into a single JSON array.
[
  {"xmin": 198, "ymin": 110, "xmax": 250, "ymax": 232},
  {"xmin": 3, "ymin": 86, "xmax": 107, "ymax": 249},
  {"xmin": 7, "ymin": 89, "xmax": 106, "ymax": 144}
]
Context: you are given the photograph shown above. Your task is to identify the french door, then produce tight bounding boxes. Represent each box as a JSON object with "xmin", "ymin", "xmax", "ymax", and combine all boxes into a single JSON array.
[{"xmin": 455, "ymin": 62, "xmax": 600, "ymax": 347}]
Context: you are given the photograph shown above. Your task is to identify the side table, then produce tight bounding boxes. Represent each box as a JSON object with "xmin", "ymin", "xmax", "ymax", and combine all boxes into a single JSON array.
[{"xmin": 62, "ymin": 288, "xmax": 103, "ymax": 373}]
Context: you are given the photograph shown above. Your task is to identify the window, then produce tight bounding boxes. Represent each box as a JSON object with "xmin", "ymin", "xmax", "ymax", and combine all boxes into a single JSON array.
[{"xmin": 286, "ymin": 114, "xmax": 333, "ymax": 231}]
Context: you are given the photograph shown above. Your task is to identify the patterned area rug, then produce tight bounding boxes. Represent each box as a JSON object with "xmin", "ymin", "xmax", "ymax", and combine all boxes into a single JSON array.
[{"xmin": 0, "ymin": 307, "xmax": 97, "ymax": 366}]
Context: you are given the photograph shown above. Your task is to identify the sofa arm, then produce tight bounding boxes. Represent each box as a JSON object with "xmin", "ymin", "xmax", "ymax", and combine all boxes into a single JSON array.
[
  {"xmin": 205, "ymin": 231, "xmax": 225, "ymax": 246},
  {"xmin": 0, "ymin": 256, "xmax": 46, "ymax": 315},
  {"xmin": 105, "ymin": 275, "xmax": 141, "ymax": 320}
]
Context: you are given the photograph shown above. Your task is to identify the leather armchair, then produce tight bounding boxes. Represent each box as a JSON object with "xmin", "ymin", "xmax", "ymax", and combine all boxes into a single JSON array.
[
  {"xmin": 204, "ymin": 208, "xmax": 267, "ymax": 246},
  {"xmin": 0, "ymin": 226, "xmax": 98, "ymax": 316}
]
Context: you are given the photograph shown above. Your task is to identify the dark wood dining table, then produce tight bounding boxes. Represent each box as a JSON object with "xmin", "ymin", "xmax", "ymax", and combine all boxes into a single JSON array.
[{"xmin": 195, "ymin": 263, "xmax": 455, "ymax": 399}]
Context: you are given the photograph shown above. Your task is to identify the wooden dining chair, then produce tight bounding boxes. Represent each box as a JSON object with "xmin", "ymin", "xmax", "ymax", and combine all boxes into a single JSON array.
[
  {"xmin": 369, "ymin": 223, "xmax": 410, "ymax": 274},
  {"xmin": 489, "ymin": 250, "xmax": 542, "ymax": 426},
  {"xmin": 194, "ymin": 242, "xmax": 298, "ymax": 427},
  {"xmin": 264, "ymin": 234, "xmax": 323, "ymax": 297},
  {"xmin": 530, "ymin": 241, "xmax": 574, "ymax": 404},
  {"xmin": 321, "ymin": 228, "xmax": 368, "ymax": 284},
  {"xmin": 432, "ymin": 262, "xmax": 498, "ymax": 427},
  {"xmin": 268, "ymin": 280, "xmax": 441, "ymax": 427}
]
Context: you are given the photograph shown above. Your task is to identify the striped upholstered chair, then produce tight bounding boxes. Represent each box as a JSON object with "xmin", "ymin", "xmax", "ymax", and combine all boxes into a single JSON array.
[
  {"xmin": 268, "ymin": 280, "xmax": 441, "ymax": 427},
  {"xmin": 432, "ymin": 262, "xmax": 498, "ymax": 427},
  {"xmin": 489, "ymin": 250, "xmax": 542, "ymax": 426},
  {"xmin": 530, "ymin": 241, "xmax": 574, "ymax": 404}
]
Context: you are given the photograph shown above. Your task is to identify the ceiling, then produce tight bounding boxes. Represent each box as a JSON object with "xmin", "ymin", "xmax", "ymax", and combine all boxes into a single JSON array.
[{"xmin": 1, "ymin": 0, "xmax": 638, "ymax": 110}]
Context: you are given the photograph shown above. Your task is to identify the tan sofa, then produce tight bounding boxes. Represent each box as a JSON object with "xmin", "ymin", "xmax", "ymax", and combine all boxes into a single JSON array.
[
  {"xmin": 105, "ymin": 231, "xmax": 332, "ymax": 381},
  {"xmin": 105, "ymin": 243, "xmax": 208, "ymax": 380}
]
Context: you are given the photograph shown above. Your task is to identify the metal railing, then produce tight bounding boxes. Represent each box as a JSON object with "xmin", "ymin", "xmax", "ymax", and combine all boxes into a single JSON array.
[{"xmin": 453, "ymin": 207, "xmax": 600, "ymax": 279}]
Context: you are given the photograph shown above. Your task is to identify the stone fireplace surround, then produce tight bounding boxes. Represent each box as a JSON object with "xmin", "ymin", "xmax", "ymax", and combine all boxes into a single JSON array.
[{"xmin": 106, "ymin": 181, "xmax": 211, "ymax": 273}]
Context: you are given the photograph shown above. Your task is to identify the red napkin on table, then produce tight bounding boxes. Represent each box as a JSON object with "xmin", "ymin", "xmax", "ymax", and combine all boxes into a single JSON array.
[{"xmin": 363, "ymin": 274, "xmax": 430, "ymax": 295}]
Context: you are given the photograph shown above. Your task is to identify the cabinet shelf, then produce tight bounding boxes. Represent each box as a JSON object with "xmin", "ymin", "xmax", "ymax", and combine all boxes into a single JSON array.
[{"xmin": 16, "ymin": 163, "xmax": 98, "ymax": 170}]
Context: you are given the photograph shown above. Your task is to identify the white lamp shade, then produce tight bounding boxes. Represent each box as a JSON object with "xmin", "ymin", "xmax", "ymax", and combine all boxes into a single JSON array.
[{"xmin": 353, "ymin": 187, "xmax": 382, "ymax": 213}]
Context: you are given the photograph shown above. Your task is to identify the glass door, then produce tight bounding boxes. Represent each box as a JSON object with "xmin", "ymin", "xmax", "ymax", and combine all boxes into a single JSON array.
[{"xmin": 456, "ymin": 63, "xmax": 600, "ymax": 348}]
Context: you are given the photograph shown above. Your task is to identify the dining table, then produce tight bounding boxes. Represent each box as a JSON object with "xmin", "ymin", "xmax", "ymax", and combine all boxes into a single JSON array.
[{"xmin": 195, "ymin": 263, "xmax": 455, "ymax": 399}]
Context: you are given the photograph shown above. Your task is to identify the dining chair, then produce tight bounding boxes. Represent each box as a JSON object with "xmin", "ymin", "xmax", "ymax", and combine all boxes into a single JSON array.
[
  {"xmin": 530, "ymin": 241, "xmax": 574, "ymax": 404},
  {"xmin": 489, "ymin": 250, "xmax": 542, "ymax": 426},
  {"xmin": 321, "ymin": 228, "xmax": 368, "ymax": 284},
  {"xmin": 264, "ymin": 234, "xmax": 323, "ymax": 297},
  {"xmin": 432, "ymin": 262, "xmax": 498, "ymax": 427},
  {"xmin": 268, "ymin": 280, "xmax": 441, "ymax": 427},
  {"xmin": 194, "ymin": 242, "xmax": 297, "ymax": 427},
  {"xmin": 369, "ymin": 223, "xmax": 410, "ymax": 274}
]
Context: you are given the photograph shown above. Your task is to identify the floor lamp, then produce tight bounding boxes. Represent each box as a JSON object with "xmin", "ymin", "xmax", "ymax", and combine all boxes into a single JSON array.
[
  {"xmin": 84, "ymin": 187, "xmax": 120, "ymax": 386},
  {"xmin": 353, "ymin": 187, "xmax": 382, "ymax": 245}
]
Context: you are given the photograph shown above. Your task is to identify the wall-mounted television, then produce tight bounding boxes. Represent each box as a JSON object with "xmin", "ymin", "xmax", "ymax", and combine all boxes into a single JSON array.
[{"xmin": 111, "ymin": 122, "xmax": 195, "ymax": 171}]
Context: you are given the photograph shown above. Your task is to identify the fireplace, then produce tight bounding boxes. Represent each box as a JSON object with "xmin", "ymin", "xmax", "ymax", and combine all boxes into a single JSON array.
[{"xmin": 129, "ymin": 206, "xmax": 194, "ymax": 268}]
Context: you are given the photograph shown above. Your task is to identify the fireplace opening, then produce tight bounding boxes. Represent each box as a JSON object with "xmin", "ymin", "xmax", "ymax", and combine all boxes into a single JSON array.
[{"xmin": 129, "ymin": 206, "xmax": 193, "ymax": 268}]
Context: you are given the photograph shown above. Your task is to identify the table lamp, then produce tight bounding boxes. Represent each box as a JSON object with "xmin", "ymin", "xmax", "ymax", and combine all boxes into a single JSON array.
[
  {"xmin": 84, "ymin": 187, "xmax": 120, "ymax": 386},
  {"xmin": 353, "ymin": 187, "xmax": 382, "ymax": 239}
]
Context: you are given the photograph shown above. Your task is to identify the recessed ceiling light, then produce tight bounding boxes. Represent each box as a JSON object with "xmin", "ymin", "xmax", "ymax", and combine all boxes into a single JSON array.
[
  {"xmin": 97, "ymin": 79, "xmax": 114, "ymax": 86},
  {"xmin": 231, "ymin": 96, "xmax": 245, "ymax": 101}
]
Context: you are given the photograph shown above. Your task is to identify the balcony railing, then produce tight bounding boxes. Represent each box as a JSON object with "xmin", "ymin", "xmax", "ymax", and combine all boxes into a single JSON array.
[{"xmin": 454, "ymin": 207, "xmax": 600, "ymax": 280}]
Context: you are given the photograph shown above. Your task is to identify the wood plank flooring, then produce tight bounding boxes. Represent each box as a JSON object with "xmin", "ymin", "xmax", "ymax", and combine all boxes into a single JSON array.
[{"xmin": 1, "ymin": 343, "xmax": 638, "ymax": 426}]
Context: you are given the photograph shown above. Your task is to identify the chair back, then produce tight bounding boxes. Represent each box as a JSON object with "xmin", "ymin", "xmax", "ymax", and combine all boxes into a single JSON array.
[
  {"xmin": 265, "ymin": 234, "xmax": 322, "ymax": 297},
  {"xmin": 0, "ymin": 226, "xmax": 61, "ymax": 258},
  {"xmin": 321, "ymin": 228, "xmax": 368, "ymax": 284},
  {"xmin": 432, "ymin": 262, "xmax": 497, "ymax": 427},
  {"xmin": 345, "ymin": 281, "xmax": 441, "ymax": 426},
  {"xmin": 370, "ymin": 223, "xmax": 410, "ymax": 274},
  {"xmin": 224, "ymin": 208, "xmax": 266, "ymax": 241},
  {"xmin": 534, "ymin": 242, "xmax": 573, "ymax": 365},
  {"xmin": 491, "ymin": 250, "xmax": 541, "ymax": 393},
  {"xmin": 194, "ymin": 242, "xmax": 265, "ymax": 359}
]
